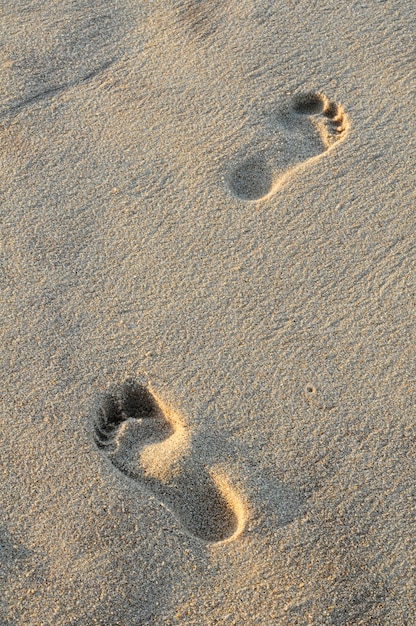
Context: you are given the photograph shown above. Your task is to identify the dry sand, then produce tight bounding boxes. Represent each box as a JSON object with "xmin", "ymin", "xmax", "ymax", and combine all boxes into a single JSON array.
[{"xmin": 1, "ymin": 1, "xmax": 415, "ymax": 624}]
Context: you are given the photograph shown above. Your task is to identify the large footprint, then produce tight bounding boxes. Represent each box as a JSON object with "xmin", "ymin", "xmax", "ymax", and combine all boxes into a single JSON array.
[
  {"xmin": 228, "ymin": 92, "xmax": 349, "ymax": 201},
  {"xmin": 93, "ymin": 379, "xmax": 245, "ymax": 543}
]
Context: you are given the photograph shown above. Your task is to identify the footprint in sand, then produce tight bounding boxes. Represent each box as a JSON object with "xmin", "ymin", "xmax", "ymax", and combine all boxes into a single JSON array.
[
  {"xmin": 93, "ymin": 379, "xmax": 245, "ymax": 543},
  {"xmin": 228, "ymin": 92, "xmax": 349, "ymax": 201}
]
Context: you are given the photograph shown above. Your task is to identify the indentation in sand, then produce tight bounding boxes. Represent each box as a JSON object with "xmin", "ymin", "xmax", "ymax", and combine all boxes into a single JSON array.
[
  {"xmin": 175, "ymin": 0, "xmax": 226, "ymax": 41},
  {"xmin": 228, "ymin": 153, "xmax": 273, "ymax": 201},
  {"xmin": 228, "ymin": 92, "xmax": 349, "ymax": 201},
  {"xmin": 93, "ymin": 379, "xmax": 245, "ymax": 544}
]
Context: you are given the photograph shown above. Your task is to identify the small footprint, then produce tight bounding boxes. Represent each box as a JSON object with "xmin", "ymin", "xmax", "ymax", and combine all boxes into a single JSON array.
[
  {"xmin": 94, "ymin": 379, "xmax": 245, "ymax": 543},
  {"xmin": 228, "ymin": 92, "xmax": 349, "ymax": 201}
]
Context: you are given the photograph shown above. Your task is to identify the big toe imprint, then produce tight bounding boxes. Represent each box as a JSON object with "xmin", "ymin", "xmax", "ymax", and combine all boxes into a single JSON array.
[
  {"xmin": 228, "ymin": 92, "xmax": 349, "ymax": 201},
  {"xmin": 94, "ymin": 379, "xmax": 245, "ymax": 543}
]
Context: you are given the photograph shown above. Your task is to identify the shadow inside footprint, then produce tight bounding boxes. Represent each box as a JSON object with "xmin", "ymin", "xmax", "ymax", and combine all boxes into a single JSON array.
[
  {"xmin": 228, "ymin": 91, "xmax": 349, "ymax": 201},
  {"xmin": 94, "ymin": 379, "xmax": 244, "ymax": 543},
  {"xmin": 228, "ymin": 153, "xmax": 274, "ymax": 201},
  {"xmin": 291, "ymin": 92, "xmax": 325, "ymax": 115}
]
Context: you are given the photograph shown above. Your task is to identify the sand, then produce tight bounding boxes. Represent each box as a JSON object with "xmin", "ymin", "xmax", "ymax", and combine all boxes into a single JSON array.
[{"xmin": 1, "ymin": 1, "xmax": 415, "ymax": 624}]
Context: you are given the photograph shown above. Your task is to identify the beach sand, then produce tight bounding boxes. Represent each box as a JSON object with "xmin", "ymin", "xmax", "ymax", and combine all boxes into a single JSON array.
[{"xmin": 1, "ymin": 1, "xmax": 415, "ymax": 624}]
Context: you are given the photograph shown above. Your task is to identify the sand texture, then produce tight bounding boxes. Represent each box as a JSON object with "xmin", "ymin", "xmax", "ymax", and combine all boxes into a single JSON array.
[{"xmin": 1, "ymin": 1, "xmax": 415, "ymax": 624}]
